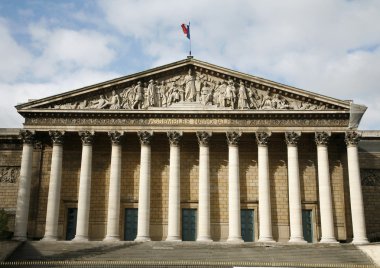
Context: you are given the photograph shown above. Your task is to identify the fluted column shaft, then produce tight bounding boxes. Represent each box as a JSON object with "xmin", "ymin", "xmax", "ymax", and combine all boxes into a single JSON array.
[
  {"xmin": 256, "ymin": 132, "xmax": 275, "ymax": 243},
  {"xmin": 345, "ymin": 132, "xmax": 368, "ymax": 244},
  {"xmin": 227, "ymin": 132, "xmax": 243, "ymax": 243},
  {"xmin": 73, "ymin": 131, "xmax": 94, "ymax": 242},
  {"xmin": 13, "ymin": 130, "xmax": 35, "ymax": 241},
  {"xmin": 135, "ymin": 131, "xmax": 153, "ymax": 242},
  {"xmin": 43, "ymin": 131, "xmax": 65, "ymax": 241},
  {"xmin": 166, "ymin": 132, "xmax": 182, "ymax": 241},
  {"xmin": 104, "ymin": 132, "xmax": 123, "ymax": 241},
  {"xmin": 315, "ymin": 132, "xmax": 337, "ymax": 243},
  {"xmin": 196, "ymin": 132, "xmax": 212, "ymax": 242},
  {"xmin": 286, "ymin": 132, "xmax": 306, "ymax": 243}
]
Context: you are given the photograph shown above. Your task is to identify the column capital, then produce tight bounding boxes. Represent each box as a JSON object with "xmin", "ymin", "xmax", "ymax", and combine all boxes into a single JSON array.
[
  {"xmin": 315, "ymin": 131, "xmax": 331, "ymax": 146},
  {"xmin": 345, "ymin": 131, "xmax": 361, "ymax": 146},
  {"xmin": 49, "ymin": 131, "xmax": 65, "ymax": 145},
  {"xmin": 196, "ymin": 131, "xmax": 212, "ymax": 146},
  {"xmin": 19, "ymin": 130, "xmax": 35, "ymax": 144},
  {"xmin": 79, "ymin": 131, "xmax": 95, "ymax": 145},
  {"xmin": 285, "ymin": 131, "xmax": 301, "ymax": 146},
  {"xmin": 226, "ymin": 132, "xmax": 242, "ymax": 146},
  {"xmin": 137, "ymin": 131, "xmax": 153, "ymax": 145},
  {"xmin": 256, "ymin": 131, "xmax": 271, "ymax": 146},
  {"xmin": 108, "ymin": 131, "xmax": 124, "ymax": 145},
  {"xmin": 167, "ymin": 131, "xmax": 183, "ymax": 146}
]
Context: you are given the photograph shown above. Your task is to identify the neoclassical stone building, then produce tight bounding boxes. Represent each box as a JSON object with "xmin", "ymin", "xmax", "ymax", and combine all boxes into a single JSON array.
[{"xmin": 1, "ymin": 58, "xmax": 378, "ymax": 244}]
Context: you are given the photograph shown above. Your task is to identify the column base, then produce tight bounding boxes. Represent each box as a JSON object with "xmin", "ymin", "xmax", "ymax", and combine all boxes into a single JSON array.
[
  {"xmin": 289, "ymin": 237, "xmax": 307, "ymax": 243},
  {"xmin": 320, "ymin": 238, "xmax": 339, "ymax": 244},
  {"xmin": 103, "ymin": 236, "xmax": 120, "ymax": 242},
  {"xmin": 166, "ymin": 236, "xmax": 182, "ymax": 242},
  {"xmin": 41, "ymin": 235, "xmax": 58, "ymax": 242},
  {"xmin": 227, "ymin": 237, "xmax": 243, "ymax": 243},
  {"xmin": 72, "ymin": 235, "xmax": 89, "ymax": 242},
  {"xmin": 12, "ymin": 235, "xmax": 27, "ymax": 241},
  {"xmin": 196, "ymin": 236, "xmax": 213, "ymax": 242},
  {"xmin": 352, "ymin": 238, "xmax": 369, "ymax": 245},
  {"xmin": 258, "ymin": 237, "xmax": 276, "ymax": 243},
  {"xmin": 135, "ymin": 236, "xmax": 151, "ymax": 242}
]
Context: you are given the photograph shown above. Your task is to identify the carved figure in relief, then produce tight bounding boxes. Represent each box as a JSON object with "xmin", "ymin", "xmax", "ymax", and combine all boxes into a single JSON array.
[
  {"xmin": 200, "ymin": 82, "xmax": 214, "ymax": 105},
  {"xmin": 109, "ymin": 90, "xmax": 121, "ymax": 109},
  {"xmin": 132, "ymin": 81, "xmax": 145, "ymax": 109},
  {"xmin": 158, "ymin": 81, "xmax": 168, "ymax": 107},
  {"xmin": 167, "ymin": 82, "xmax": 182, "ymax": 105},
  {"xmin": 261, "ymin": 91, "xmax": 274, "ymax": 110},
  {"xmin": 247, "ymin": 87, "xmax": 261, "ymax": 109},
  {"xmin": 225, "ymin": 79, "xmax": 236, "ymax": 108},
  {"xmin": 147, "ymin": 79, "xmax": 159, "ymax": 107},
  {"xmin": 90, "ymin": 95, "xmax": 109, "ymax": 109},
  {"xmin": 277, "ymin": 95, "xmax": 291, "ymax": 109},
  {"xmin": 215, "ymin": 81, "xmax": 227, "ymax": 107},
  {"xmin": 183, "ymin": 69, "xmax": 196, "ymax": 102},
  {"xmin": 237, "ymin": 81, "xmax": 249, "ymax": 109}
]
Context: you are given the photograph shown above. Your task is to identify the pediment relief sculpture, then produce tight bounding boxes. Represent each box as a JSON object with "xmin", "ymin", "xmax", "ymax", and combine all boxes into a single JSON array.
[{"xmin": 44, "ymin": 68, "xmax": 342, "ymax": 112}]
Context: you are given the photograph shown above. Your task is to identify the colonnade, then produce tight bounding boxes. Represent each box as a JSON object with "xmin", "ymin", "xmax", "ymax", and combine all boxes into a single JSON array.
[{"xmin": 13, "ymin": 130, "xmax": 369, "ymax": 244}]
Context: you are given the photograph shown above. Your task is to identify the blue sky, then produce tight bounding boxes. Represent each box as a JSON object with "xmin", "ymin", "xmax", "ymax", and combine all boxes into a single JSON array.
[{"xmin": 0, "ymin": 0, "xmax": 379, "ymax": 129}]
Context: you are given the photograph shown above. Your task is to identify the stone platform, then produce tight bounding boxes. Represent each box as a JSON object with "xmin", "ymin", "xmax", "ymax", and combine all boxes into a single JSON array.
[{"xmin": 1, "ymin": 241, "xmax": 378, "ymax": 267}]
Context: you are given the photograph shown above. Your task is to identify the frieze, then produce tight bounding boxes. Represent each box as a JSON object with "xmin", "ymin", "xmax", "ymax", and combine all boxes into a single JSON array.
[
  {"xmin": 0, "ymin": 167, "xmax": 20, "ymax": 183},
  {"xmin": 26, "ymin": 117, "xmax": 348, "ymax": 128},
  {"xmin": 43, "ymin": 68, "xmax": 339, "ymax": 112},
  {"xmin": 361, "ymin": 169, "xmax": 380, "ymax": 187}
]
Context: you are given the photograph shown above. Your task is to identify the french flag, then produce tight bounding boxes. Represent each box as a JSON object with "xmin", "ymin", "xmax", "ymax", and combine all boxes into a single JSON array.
[{"xmin": 181, "ymin": 23, "xmax": 190, "ymax": 39}]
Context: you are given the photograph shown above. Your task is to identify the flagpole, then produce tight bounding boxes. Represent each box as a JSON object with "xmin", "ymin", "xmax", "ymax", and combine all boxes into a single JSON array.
[{"xmin": 189, "ymin": 21, "xmax": 191, "ymax": 56}]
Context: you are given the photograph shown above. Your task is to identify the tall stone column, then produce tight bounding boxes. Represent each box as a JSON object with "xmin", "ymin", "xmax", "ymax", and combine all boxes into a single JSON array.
[
  {"xmin": 345, "ymin": 131, "xmax": 368, "ymax": 244},
  {"xmin": 285, "ymin": 132, "xmax": 306, "ymax": 243},
  {"xmin": 42, "ymin": 131, "xmax": 65, "ymax": 241},
  {"xmin": 73, "ymin": 131, "xmax": 94, "ymax": 242},
  {"xmin": 256, "ymin": 132, "xmax": 275, "ymax": 242},
  {"xmin": 226, "ymin": 132, "xmax": 243, "ymax": 243},
  {"xmin": 166, "ymin": 131, "xmax": 183, "ymax": 241},
  {"xmin": 135, "ymin": 131, "xmax": 153, "ymax": 242},
  {"xmin": 315, "ymin": 132, "xmax": 338, "ymax": 243},
  {"xmin": 196, "ymin": 131, "xmax": 213, "ymax": 242},
  {"xmin": 104, "ymin": 131, "xmax": 124, "ymax": 242},
  {"xmin": 13, "ymin": 130, "xmax": 35, "ymax": 241}
]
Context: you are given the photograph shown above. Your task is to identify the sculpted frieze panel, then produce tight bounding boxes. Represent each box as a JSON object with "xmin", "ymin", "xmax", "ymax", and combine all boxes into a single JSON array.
[
  {"xmin": 25, "ymin": 116, "xmax": 348, "ymax": 128},
  {"xmin": 45, "ymin": 68, "xmax": 335, "ymax": 111},
  {"xmin": 0, "ymin": 167, "xmax": 20, "ymax": 183}
]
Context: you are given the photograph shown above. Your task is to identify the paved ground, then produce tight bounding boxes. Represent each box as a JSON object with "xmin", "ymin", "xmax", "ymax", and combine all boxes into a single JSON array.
[{"xmin": 1, "ymin": 241, "xmax": 378, "ymax": 267}]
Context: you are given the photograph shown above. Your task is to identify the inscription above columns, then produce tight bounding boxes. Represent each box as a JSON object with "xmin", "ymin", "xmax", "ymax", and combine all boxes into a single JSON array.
[
  {"xmin": 196, "ymin": 131, "xmax": 212, "ymax": 146},
  {"xmin": 19, "ymin": 130, "xmax": 35, "ymax": 144},
  {"xmin": 137, "ymin": 131, "xmax": 153, "ymax": 145},
  {"xmin": 345, "ymin": 131, "xmax": 361, "ymax": 146},
  {"xmin": 256, "ymin": 132, "xmax": 271, "ymax": 146},
  {"xmin": 315, "ymin": 131, "xmax": 331, "ymax": 146},
  {"xmin": 79, "ymin": 131, "xmax": 95, "ymax": 145},
  {"xmin": 226, "ymin": 132, "xmax": 242, "ymax": 146},
  {"xmin": 49, "ymin": 131, "xmax": 65, "ymax": 145},
  {"xmin": 285, "ymin": 131, "xmax": 301, "ymax": 146},
  {"xmin": 108, "ymin": 131, "xmax": 124, "ymax": 145},
  {"xmin": 167, "ymin": 131, "xmax": 183, "ymax": 146}
]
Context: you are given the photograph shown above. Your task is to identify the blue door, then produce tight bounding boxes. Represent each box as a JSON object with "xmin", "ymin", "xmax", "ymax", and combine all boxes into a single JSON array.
[
  {"xmin": 241, "ymin": 209, "xmax": 254, "ymax": 242},
  {"xmin": 182, "ymin": 209, "xmax": 197, "ymax": 241},
  {"xmin": 124, "ymin": 208, "xmax": 138, "ymax": 241},
  {"xmin": 66, "ymin": 208, "xmax": 77, "ymax": 240},
  {"xmin": 302, "ymin": 209, "xmax": 313, "ymax": 243}
]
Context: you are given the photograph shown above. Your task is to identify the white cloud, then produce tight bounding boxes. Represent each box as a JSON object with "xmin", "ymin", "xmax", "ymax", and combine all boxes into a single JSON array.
[
  {"xmin": 0, "ymin": 18, "xmax": 32, "ymax": 83},
  {"xmin": 29, "ymin": 24, "xmax": 117, "ymax": 78}
]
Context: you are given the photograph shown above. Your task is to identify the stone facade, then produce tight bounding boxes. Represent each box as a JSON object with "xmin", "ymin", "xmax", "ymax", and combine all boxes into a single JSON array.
[{"xmin": 0, "ymin": 58, "xmax": 377, "ymax": 244}]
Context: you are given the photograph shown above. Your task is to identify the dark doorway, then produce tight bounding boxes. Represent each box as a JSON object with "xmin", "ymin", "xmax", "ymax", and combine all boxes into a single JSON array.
[
  {"xmin": 302, "ymin": 209, "xmax": 313, "ymax": 243},
  {"xmin": 124, "ymin": 208, "xmax": 138, "ymax": 241},
  {"xmin": 241, "ymin": 209, "xmax": 254, "ymax": 242},
  {"xmin": 182, "ymin": 208, "xmax": 197, "ymax": 241},
  {"xmin": 66, "ymin": 208, "xmax": 77, "ymax": 240}
]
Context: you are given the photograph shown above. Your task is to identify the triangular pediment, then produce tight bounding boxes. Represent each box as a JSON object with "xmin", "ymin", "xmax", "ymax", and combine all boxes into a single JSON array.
[{"xmin": 16, "ymin": 58, "xmax": 350, "ymax": 113}]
